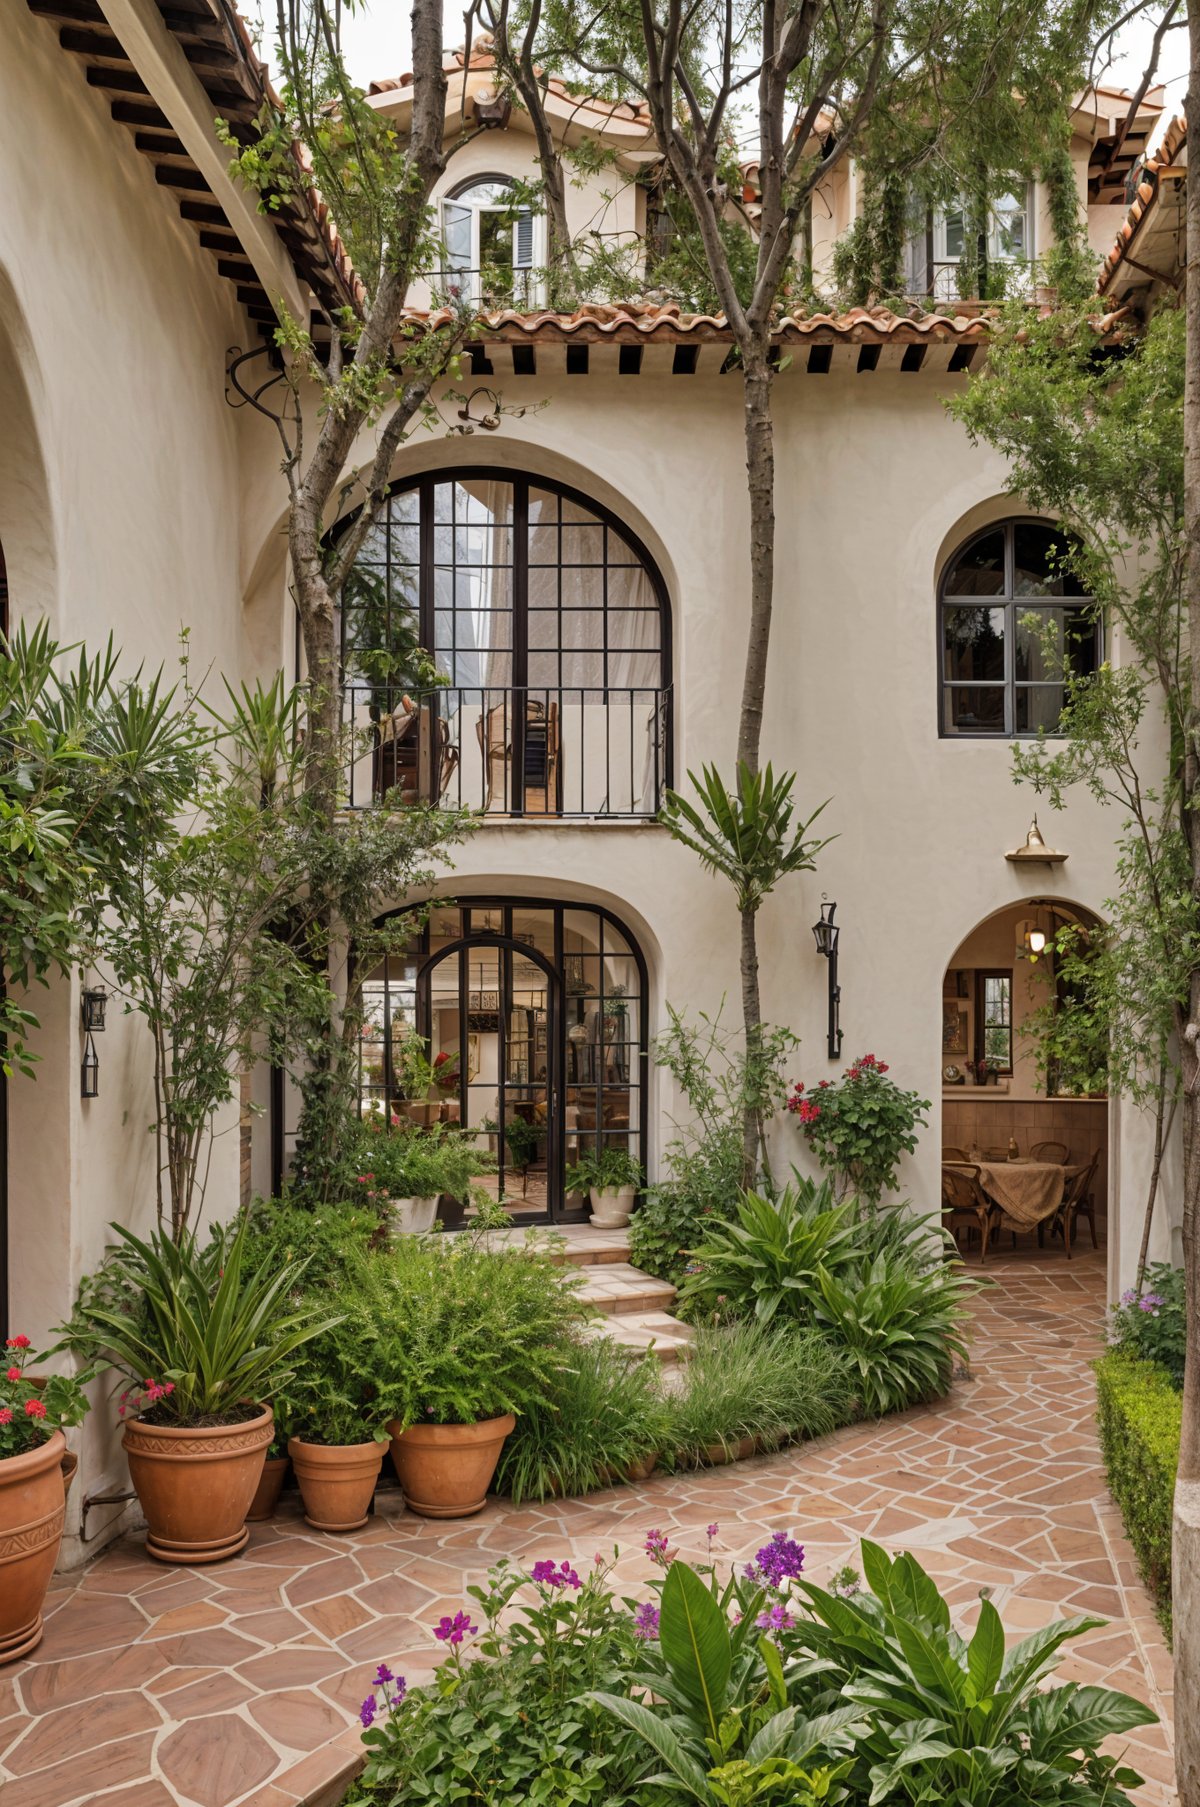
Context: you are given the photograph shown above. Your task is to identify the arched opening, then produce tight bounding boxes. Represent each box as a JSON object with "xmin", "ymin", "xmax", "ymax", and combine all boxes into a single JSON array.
[
  {"xmin": 336, "ymin": 469, "xmax": 672, "ymax": 819},
  {"xmin": 939, "ymin": 898, "xmax": 1107, "ymax": 1263},
  {"xmin": 440, "ymin": 175, "xmax": 539, "ymax": 308},
  {"xmin": 354, "ymin": 897, "xmax": 649, "ymax": 1224}
]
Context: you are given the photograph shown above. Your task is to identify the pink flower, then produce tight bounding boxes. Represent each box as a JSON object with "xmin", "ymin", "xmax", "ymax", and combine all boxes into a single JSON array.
[
  {"xmin": 0, "ymin": 1408, "xmax": 12, "ymax": 1425},
  {"xmin": 6, "ymin": 1335, "xmax": 31, "ymax": 1350},
  {"xmin": 5, "ymin": 1367, "xmax": 21, "ymax": 1382}
]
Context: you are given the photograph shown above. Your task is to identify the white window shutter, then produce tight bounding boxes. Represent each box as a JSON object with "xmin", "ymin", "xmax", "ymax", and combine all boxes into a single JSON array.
[{"xmin": 514, "ymin": 211, "xmax": 535, "ymax": 268}]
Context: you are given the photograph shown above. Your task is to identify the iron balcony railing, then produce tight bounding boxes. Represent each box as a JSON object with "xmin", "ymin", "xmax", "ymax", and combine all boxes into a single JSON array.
[
  {"xmin": 343, "ymin": 684, "xmax": 672, "ymax": 820},
  {"xmin": 430, "ymin": 267, "xmax": 542, "ymax": 310}
]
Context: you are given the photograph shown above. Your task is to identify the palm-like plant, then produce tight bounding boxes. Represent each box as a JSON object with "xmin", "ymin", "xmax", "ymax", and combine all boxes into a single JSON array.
[{"xmin": 661, "ymin": 762, "xmax": 831, "ymax": 1184}]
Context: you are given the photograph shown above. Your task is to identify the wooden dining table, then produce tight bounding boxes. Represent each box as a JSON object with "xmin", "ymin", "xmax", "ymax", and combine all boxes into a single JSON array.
[{"xmin": 945, "ymin": 1158, "xmax": 1087, "ymax": 1229}]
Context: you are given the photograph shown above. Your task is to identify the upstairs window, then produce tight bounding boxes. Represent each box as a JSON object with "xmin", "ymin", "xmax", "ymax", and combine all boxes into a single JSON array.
[
  {"xmin": 939, "ymin": 519, "xmax": 1100, "ymax": 738},
  {"xmin": 907, "ymin": 187, "xmax": 1031, "ymax": 302},
  {"xmin": 440, "ymin": 177, "xmax": 538, "ymax": 308}
]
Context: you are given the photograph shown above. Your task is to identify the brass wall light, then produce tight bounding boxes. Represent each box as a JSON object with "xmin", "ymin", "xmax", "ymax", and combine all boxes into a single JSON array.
[
  {"xmin": 812, "ymin": 898, "xmax": 843, "ymax": 1060},
  {"xmin": 1005, "ymin": 816, "xmax": 1068, "ymax": 867}
]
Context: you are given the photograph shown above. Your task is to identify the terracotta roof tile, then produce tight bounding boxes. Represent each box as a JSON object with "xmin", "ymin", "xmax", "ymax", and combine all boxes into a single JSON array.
[
  {"xmin": 1097, "ymin": 112, "xmax": 1186, "ymax": 294},
  {"xmin": 403, "ymin": 297, "xmax": 998, "ymax": 345},
  {"xmin": 367, "ymin": 38, "xmax": 652, "ymax": 126}
]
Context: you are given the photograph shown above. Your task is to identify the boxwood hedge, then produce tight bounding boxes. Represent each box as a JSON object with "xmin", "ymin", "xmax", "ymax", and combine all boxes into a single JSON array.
[{"xmin": 1094, "ymin": 1349, "xmax": 1181, "ymax": 1639}]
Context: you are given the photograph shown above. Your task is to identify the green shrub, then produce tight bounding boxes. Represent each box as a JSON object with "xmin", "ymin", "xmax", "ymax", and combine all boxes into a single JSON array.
[
  {"xmin": 1095, "ymin": 1350, "xmax": 1180, "ymax": 1637},
  {"xmin": 1110, "ymin": 1264, "xmax": 1186, "ymax": 1388},
  {"xmin": 663, "ymin": 1320, "xmax": 852, "ymax": 1465},
  {"xmin": 813, "ymin": 1246, "xmax": 973, "ymax": 1415},
  {"xmin": 238, "ymin": 1197, "xmax": 380, "ymax": 1292},
  {"xmin": 495, "ymin": 1339, "xmax": 667, "ymax": 1502},
  {"xmin": 349, "ymin": 1234, "xmax": 588, "ymax": 1429},
  {"xmin": 787, "ymin": 1052, "xmax": 930, "ymax": 1205},
  {"xmin": 678, "ymin": 1178, "xmax": 859, "ymax": 1323}
]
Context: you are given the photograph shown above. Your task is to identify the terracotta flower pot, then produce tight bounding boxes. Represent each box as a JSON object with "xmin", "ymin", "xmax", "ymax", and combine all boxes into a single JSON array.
[
  {"xmin": 702, "ymin": 1435, "xmax": 757, "ymax": 1467},
  {"xmin": 288, "ymin": 1438, "xmax": 384, "ymax": 1533},
  {"xmin": 387, "ymin": 1414, "xmax": 515, "ymax": 1518},
  {"xmin": 0, "ymin": 1430, "xmax": 67, "ymax": 1663},
  {"xmin": 246, "ymin": 1453, "xmax": 289, "ymax": 1523},
  {"xmin": 123, "ymin": 1406, "xmax": 272, "ymax": 1565}
]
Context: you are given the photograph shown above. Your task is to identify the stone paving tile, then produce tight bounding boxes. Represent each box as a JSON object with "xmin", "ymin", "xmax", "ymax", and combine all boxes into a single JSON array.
[{"xmin": 0, "ymin": 1244, "xmax": 1178, "ymax": 1805}]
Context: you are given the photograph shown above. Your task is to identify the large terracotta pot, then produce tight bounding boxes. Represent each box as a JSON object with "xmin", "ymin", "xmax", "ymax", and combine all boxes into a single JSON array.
[
  {"xmin": 388, "ymin": 1414, "xmax": 515, "ymax": 1518},
  {"xmin": 288, "ymin": 1437, "xmax": 384, "ymax": 1532},
  {"xmin": 0, "ymin": 1430, "xmax": 67, "ymax": 1663},
  {"xmin": 123, "ymin": 1406, "xmax": 272, "ymax": 1565},
  {"xmin": 246, "ymin": 1453, "xmax": 289, "ymax": 1523}
]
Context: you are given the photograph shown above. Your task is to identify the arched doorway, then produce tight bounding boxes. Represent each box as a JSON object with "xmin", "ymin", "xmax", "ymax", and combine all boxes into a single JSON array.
[
  {"xmin": 359, "ymin": 898, "xmax": 649, "ymax": 1222},
  {"xmin": 940, "ymin": 898, "xmax": 1108, "ymax": 1255}
]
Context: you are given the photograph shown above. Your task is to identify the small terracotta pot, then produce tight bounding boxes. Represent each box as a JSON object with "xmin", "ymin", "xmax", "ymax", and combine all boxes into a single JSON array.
[
  {"xmin": 246, "ymin": 1453, "xmax": 289, "ymax": 1522},
  {"xmin": 626, "ymin": 1453, "xmax": 659, "ymax": 1483},
  {"xmin": 288, "ymin": 1437, "xmax": 384, "ymax": 1533},
  {"xmin": 702, "ymin": 1435, "xmax": 757, "ymax": 1467},
  {"xmin": 388, "ymin": 1414, "xmax": 515, "ymax": 1518},
  {"xmin": 123, "ymin": 1406, "xmax": 272, "ymax": 1565},
  {"xmin": 0, "ymin": 1430, "xmax": 67, "ymax": 1663}
]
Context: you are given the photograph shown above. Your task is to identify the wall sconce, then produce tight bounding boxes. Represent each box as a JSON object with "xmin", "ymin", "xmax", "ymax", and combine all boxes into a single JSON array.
[
  {"xmin": 81, "ymin": 988, "xmax": 108, "ymax": 1033},
  {"xmin": 812, "ymin": 898, "xmax": 843, "ymax": 1060},
  {"xmin": 81, "ymin": 1033, "xmax": 99, "ymax": 1099}
]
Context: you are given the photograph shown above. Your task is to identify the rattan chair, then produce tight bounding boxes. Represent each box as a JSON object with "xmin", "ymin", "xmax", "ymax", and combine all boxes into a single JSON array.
[
  {"xmin": 941, "ymin": 1163, "xmax": 995, "ymax": 1262},
  {"xmin": 1030, "ymin": 1139, "xmax": 1070, "ymax": 1165}
]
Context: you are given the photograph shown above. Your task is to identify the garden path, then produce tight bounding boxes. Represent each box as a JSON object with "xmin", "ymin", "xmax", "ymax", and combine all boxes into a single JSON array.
[{"xmin": 0, "ymin": 1244, "xmax": 1176, "ymax": 1807}]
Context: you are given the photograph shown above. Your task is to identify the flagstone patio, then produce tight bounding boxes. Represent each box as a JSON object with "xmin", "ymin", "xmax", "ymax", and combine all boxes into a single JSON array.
[{"xmin": 0, "ymin": 1244, "xmax": 1177, "ymax": 1807}]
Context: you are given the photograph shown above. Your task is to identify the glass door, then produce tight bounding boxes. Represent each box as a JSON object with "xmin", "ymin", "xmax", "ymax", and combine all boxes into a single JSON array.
[{"xmin": 421, "ymin": 937, "xmax": 566, "ymax": 1222}]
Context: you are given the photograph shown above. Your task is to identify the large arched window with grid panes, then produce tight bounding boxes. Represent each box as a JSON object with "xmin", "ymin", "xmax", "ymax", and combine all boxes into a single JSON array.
[
  {"xmin": 340, "ymin": 470, "xmax": 672, "ymax": 817},
  {"xmin": 939, "ymin": 519, "xmax": 1101, "ymax": 737}
]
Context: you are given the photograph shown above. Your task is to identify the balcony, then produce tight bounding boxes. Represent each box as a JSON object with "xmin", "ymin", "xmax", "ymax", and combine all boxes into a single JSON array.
[{"xmin": 344, "ymin": 684, "xmax": 672, "ymax": 819}]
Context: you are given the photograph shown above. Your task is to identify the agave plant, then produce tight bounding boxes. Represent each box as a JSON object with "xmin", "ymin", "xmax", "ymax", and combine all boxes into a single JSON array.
[{"xmin": 52, "ymin": 1213, "xmax": 341, "ymax": 1426}]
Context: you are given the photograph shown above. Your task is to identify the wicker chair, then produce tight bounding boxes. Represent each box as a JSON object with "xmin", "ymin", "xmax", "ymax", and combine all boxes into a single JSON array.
[
  {"xmin": 1030, "ymin": 1139, "xmax": 1070, "ymax": 1164},
  {"xmin": 941, "ymin": 1163, "xmax": 995, "ymax": 1262}
]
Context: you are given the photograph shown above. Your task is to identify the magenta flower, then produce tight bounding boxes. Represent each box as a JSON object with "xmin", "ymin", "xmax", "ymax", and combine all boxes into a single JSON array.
[
  {"xmin": 756, "ymin": 1602, "xmax": 795, "ymax": 1635},
  {"xmin": 643, "ymin": 1528, "xmax": 673, "ymax": 1567},
  {"xmin": 373, "ymin": 1664, "xmax": 394, "ymax": 1685},
  {"xmin": 633, "ymin": 1601, "xmax": 660, "ymax": 1640},
  {"xmin": 706, "ymin": 1523, "xmax": 719, "ymax": 1544},
  {"xmin": 531, "ymin": 1560, "xmax": 582, "ymax": 1590},
  {"xmin": 360, "ymin": 1696, "xmax": 376, "ymax": 1728},
  {"xmin": 744, "ymin": 1531, "xmax": 805, "ymax": 1591},
  {"xmin": 433, "ymin": 1611, "xmax": 477, "ymax": 1645}
]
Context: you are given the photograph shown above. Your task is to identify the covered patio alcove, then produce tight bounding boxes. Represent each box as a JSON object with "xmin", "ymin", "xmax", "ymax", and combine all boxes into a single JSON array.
[{"xmin": 939, "ymin": 896, "xmax": 1108, "ymax": 1257}]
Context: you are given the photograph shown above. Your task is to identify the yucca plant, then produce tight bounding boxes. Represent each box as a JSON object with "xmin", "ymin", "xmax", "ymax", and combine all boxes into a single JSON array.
[
  {"xmin": 53, "ymin": 1214, "xmax": 341, "ymax": 1425},
  {"xmin": 679, "ymin": 1179, "xmax": 861, "ymax": 1325}
]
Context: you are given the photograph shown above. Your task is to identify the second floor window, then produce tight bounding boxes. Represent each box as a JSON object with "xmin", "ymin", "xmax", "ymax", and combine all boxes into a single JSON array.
[
  {"xmin": 441, "ymin": 177, "xmax": 538, "ymax": 307},
  {"xmin": 939, "ymin": 519, "xmax": 1100, "ymax": 738},
  {"xmin": 908, "ymin": 187, "xmax": 1031, "ymax": 302}
]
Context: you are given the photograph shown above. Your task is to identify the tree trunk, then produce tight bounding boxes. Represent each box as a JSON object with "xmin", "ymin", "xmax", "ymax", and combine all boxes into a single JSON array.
[
  {"xmin": 738, "ymin": 355, "xmax": 776, "ymax": 775},
  {"xmin": 1174, "ymin": 11, "xmax": 1200, "ymax": 1801},
  {"xmin": 739, "ymin": 903, "xmax": 763, "ymax": 1189}
]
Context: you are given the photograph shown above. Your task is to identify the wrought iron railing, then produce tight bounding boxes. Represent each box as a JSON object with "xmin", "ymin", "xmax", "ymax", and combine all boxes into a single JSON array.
[
  {"xmin": 428, "ymin": 267, "xmax": 542, "ymax": 310},
  {"xmin": 343, "ymin": 684, "xmax": 672, "ymax": 819}
]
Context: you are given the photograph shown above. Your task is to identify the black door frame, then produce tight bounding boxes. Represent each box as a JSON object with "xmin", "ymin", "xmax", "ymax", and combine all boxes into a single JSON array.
[{"xmin": 418, "ymin": 933, "xmax": 574, "ymax": 1223}]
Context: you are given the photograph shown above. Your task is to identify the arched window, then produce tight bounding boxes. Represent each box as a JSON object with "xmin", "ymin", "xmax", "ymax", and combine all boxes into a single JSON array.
[
  {"xmin": 440, "ymin": 176, "xmax": 538, "ymax": 307},
  {"xmin": 340, "ymin": 471, "xmax": 672, "ymax": 817},
  {"xmin": 939, "ymin": 519, "xmax": 1100, "ymax": 737}
]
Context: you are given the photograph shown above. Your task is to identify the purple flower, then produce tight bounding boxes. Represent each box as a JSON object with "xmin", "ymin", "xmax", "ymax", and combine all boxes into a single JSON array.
[
  {"xmin": 1121, "ymin": 1289, "xmax": 1137, "ymax": 1306},
  {"xmin": 746, "ymin": 1532, "xmax": 806, "ymax": 1592},
  {"xmin": 1138, "ymin": 1293, "xmax": 1164, "ymax": 1312},
  {"xmin": 756, "ymin": 1602, "xmax": 795, "ymax": 1634},
  {"xmin": 373, "ymin": 1663, "xmax": 394, "ymax": 1685},
  {"xmin": 433, "ymin": 1611, "xmax": 477, "ymax": 1645},
  {"xmin": 644, "ymin": 1528, "xmax": 673, "ymax": 1567},
  {"xmin": 633, "ymin": 1601, "xmax": 660, "ymax": 1640},
  {"xmin": 360, "ymin": 1696, "xmax": 377, "ymax": 1728},
  {"xmin": 706, "ymin": 1523, "xmax": 719, "ymax": 1543},
  {"xmin": 531, "ymin": 1559, "xmax": 582, "ymax": 1590}
]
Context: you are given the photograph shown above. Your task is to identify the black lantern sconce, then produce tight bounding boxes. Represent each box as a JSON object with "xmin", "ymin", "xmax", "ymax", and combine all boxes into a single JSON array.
[
  {"xmin": 812, "ymin": 898, "xmax": 843, "ymax": 1061},
  {"xmin": 80, "ymin": 986, "xmax": 106, "ymax": 1097}
]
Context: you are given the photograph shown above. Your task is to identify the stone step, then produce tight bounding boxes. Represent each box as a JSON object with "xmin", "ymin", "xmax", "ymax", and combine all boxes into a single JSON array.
[
  {"xmin": 574, "ymin": 1261, "xmax": 678, "ymax": 1317},
  {"xmin": 584, "ymin": 1309, "xmax": 695, "ymax": 1365},
  {"xmin": 463, "ymin": 1224, "xmax": 633, "ymax": 1266}
]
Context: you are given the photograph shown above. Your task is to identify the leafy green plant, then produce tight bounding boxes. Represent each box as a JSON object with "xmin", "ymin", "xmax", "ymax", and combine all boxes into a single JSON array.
[
  {"xmin": 0, "ymin": 1336, "xmax": 91, "ymax": 1460},
  {"xmin": 495, "ymin": 1339, "xmax": 667, "ymax": 1502},
  {"xmin": 788, "ymin": 1054, "xmax": 930, "ymax": 1209},
  {"xmin": 663, "ymin": 1322, "xmax": 852, "ymax": 1467},
  {"xmin": 350, "ymin": 1235, "xmax": 588, "ymax": 1429},
  {"xmin": 238, "ymin": 1197, "xmax": 380, "ymax": 1293},
  {"xmin": 351, "ymin": 1119, "xmax": 494, "ymax": 1204},
  {"xmin": 1095, "ymin": 1351, "xmax": 1180, "ymax": 1637},
  {"xmin": 271, "ymin": 1284, "xmax": 392, "ymax": 1447},
  {"xmin": 812, "ymin": 1248, "xmax": 974, "ymax": 1417},
  {"xmin": 565, "ymin": 1147, "xmax": 645, "ymax": 1195},
  {"xmin": 1110, "ymin": 1265, "xmax": 1186, "ymax": 1388},
  {"xmin": 679, "ymin": 1180, "xmax": 859, "ymax": 1326},
  {"xmin": 51, "ymin": 1214, "xmax": 340, "ymax": 1426}
]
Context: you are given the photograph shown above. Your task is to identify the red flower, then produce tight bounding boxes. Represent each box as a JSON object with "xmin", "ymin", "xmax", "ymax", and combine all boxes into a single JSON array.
[
  {"xmin": 5, "ymin": 1367, "xmax": 20, "ymax": 1382},
  {"xmin": 24, "ymin": 1398, "xmax": 47, "ymax": 1420},
  {"xmin": 6, "ymin": 1335, "xmax": 31, "ymax": 1350},
  {"xmin": 0, "ymin": 1408, "xmax": 11, "ymax": 1426},
  {"xmin": 795, "ymin": 1099, "xmax": 822, "ymax": 1125}
]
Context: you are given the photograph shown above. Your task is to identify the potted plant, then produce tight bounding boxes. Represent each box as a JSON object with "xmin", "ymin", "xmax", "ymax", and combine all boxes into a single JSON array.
[
  {"xmin": 0, "ymin": 1338, "xmax": 91, "ymax": 1661},
  {"xmin": 565, "ymin": 1147, "xmax": 644, "ymax": 1228},
  {"xmin": 246, "ymin": 1430, "xmax": 289, "ymax": 1522},
  {"xmin": 52, "ymin": 1216, "xmax": 338, "ymax": 1564},
  {"xmin": 279, "ymin": 1336, "xmax": 390, "ymax": 1533},
  {"xmin": 353, "ymin": 1122, "xmax": 495, "ymax": 1235},
  {"xmin": 361, "ymin": 1236, "xmax": 586, "ymax": 1518}
]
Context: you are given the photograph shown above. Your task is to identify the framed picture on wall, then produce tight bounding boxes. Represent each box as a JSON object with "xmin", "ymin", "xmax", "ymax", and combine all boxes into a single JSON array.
[{"xmin": 942, "ymin": 1002, "xmax": 969, "ymax": 1056}]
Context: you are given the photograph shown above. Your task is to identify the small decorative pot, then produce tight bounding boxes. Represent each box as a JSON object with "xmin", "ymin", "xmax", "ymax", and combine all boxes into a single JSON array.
[
  {"xmin": 246, "ymin": 1453, "xmax": 289, "ymax": 1523},
  {"xmin": 387, "ymin": 1414, "xmax": 516, "ymax": 1519},
  {"xmin": 123, "ymin": 1406, "xmax": 272, "ymax": 1565},
  {"xmin": 288, "ymin": 1437, "xmax": 384, "ymax": 1533},
  {"xmin": 0, "ymin": 1430, "xmax": 67, "ymax": 1664},
  {"xmin": 389, "ymin": 1195, "xmax": 439, "ymax": 1235},
  {"xmin": 588, "ymin": 1184, "xmax": 637, "ymax": 1229}
]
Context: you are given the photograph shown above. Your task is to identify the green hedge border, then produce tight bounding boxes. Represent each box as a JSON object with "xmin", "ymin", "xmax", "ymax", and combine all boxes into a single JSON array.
[{"xmin": 1094, "ymin": 1349, "xmax": 1181, "ymax": 1640}]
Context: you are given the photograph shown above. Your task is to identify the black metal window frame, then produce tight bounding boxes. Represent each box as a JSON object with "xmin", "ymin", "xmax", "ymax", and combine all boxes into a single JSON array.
[
  {"xmin": 364, "ymin": 895, "xmax": 651, "ymax": 1225},
  {"xmin": 937, "ymin": 516, "xmax": 1101, "ymax": 740},
  {"xmin": 975, "ymin": 968, "xmax": 1014, "ymax": 1073}
]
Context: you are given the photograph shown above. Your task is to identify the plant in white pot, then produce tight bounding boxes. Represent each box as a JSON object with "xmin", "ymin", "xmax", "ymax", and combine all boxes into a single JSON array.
[
  {"xmin": 352, "ymin": 1121, "xmax": 494, "ymax": 1234},
  {"xmin": 565, "ymin": 1148, "xmax": 645, "ymax": 1229}
]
